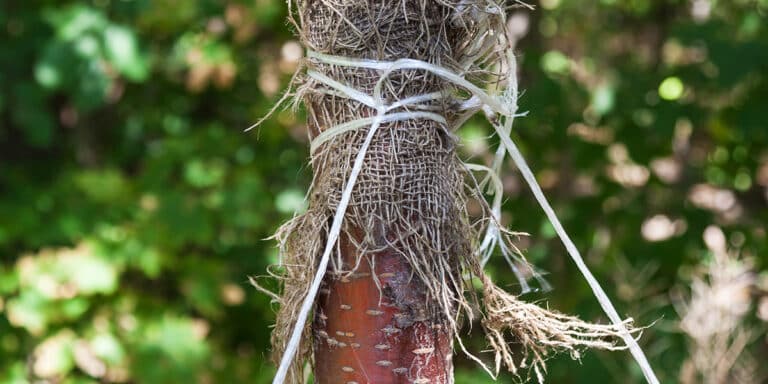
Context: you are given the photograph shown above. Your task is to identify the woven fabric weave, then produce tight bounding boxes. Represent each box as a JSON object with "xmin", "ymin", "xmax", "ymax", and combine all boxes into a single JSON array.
[{"xmin": 266, "ymin": 1, "xmax": 637, "ymax": 382}]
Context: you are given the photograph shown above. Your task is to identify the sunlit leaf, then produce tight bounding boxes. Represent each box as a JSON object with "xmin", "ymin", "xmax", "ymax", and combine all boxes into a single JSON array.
[
  {"xmin": 541, "ymin": 50, "xmax": 570, "ymax": 75},
  {"xmin": 44, "ymin": 5, "xmax": 107, "ymax": 41},
  {"xmin": 659, "ymin": 76, "xmax": 684, "ymax": 101},
  {"xmin": 90, "ymin": 333, "xmax": 125, "ymax": 365},
  {"xmin": 104, "ymin": 25, "xmax": 149, "ymax": 81},
  {"xmin": 32, "ymin": 330, "xmax": 75, "ymax": 378},
  {"xmin": 275, "ymin": 189, "xmax": 306, "ymax": 214},
  {"xmin": 5, "ymin": 291, "xmax": 48, "ymax": 335}
]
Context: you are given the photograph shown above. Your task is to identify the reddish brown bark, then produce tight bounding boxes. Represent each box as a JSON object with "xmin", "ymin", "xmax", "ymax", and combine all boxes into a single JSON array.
[{"xmin": 313, "ymin": 234, "xmax": 453, "ymax": 383}]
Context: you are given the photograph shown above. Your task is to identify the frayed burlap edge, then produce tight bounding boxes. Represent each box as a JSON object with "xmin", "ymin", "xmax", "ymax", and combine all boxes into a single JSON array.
[{"xmin": 255, "ymin": 1, "xmax": 649, "ymax": 383}]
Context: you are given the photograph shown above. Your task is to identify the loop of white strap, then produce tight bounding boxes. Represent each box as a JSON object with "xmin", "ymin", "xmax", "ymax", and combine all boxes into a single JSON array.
[
  {"xmin": 308, "ymin": 50, "xmax": 517, "ymax": 117},
  {"xmin": 310, "ymin": 111, "xmax": 447, "ymax": 154}
]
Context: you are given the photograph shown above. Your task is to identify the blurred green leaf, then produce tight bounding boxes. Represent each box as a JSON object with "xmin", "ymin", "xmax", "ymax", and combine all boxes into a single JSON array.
[
  {"xmin": 32, "ymin": 330, "xmax": 76, "ymax": 378},
  {"xmin": 64, "ymin": 255, "xmax": 118, "ymax": 295},
  {"xmin": 134, "ymin": 316, "xmax": 209, "ymax": 383},
  {"xmin": 659, "ymin": 76, "xmax": 684, "ymax": 101},
  {"xmin": 184, "ymin": 159, "xmax": 227, "ymax": 188},
  {"xmin": 0, "ymin": 267, "xmax": 19, "ymax": 294},
  {"xmin": 74, "ymin": 170, "xmax": 130, "ymax": 203},
  {"xmin": 90, "ymin": 332, "xmax": 125, "ymax": 365},
  {"xmin": 591, "ymin": 83, "xmax": 616, "ymax": 116},
  {"xmin": 0, "ymin": 362, "xmax": 28, "ymax": 384},
  {"xmin": 541, "ymin": 50, "xmax": 570, "ymax": 74},
  {"xmin": 103, "ymin": 25, "xmax": 149, "ymax": 81},
  {"xmin": 6, "ymin": 291, "xmax": 48, "ymax": 335},
  {"xmin": 45, "ymin": 5, "xmax": 107, "ymax": 41},
  {"xmin": 275, "ymin": 189, "xmax": 306, "ymax": 214}
]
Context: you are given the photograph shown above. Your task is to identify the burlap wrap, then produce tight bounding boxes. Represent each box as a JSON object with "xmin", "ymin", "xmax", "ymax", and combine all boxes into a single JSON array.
[{"xmin": 263, "ymin": 1, "xmax": 640, "ymax": 383}]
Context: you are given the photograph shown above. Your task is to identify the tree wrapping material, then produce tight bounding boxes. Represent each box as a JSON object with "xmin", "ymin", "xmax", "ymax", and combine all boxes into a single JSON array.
[{"xmin": 266, "ymin": 1, "xmax": 646, "ymax": 383}]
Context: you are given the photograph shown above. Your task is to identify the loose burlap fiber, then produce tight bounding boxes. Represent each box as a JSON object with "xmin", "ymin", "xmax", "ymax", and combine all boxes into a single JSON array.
[{"xmin": 264, "ymin": 1, "xmax": 637, "ymax": 382}]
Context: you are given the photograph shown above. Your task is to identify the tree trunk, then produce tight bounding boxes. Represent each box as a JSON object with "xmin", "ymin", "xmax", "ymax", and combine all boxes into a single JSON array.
[
  {"xmin": 313, "ymin": 233, "xmax": 453, "ymax": 383},
  {"xmin": 273, "ymin": 1, "xmax": 657, "ymax": 382},
  {"xmin": 304, "ymin": 1, "xmax": 457, "ymax": 382}
]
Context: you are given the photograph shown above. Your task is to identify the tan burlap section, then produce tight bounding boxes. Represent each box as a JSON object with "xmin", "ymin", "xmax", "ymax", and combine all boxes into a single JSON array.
[{"xmin": 264, "ymin": 1, "xmax": 638, "ymax": 382}]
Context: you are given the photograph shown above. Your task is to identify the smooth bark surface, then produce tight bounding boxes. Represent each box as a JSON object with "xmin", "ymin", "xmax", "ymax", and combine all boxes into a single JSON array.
[{"xmin": 313, "ymin": 234, "xmax": 453, "ymax": 383}]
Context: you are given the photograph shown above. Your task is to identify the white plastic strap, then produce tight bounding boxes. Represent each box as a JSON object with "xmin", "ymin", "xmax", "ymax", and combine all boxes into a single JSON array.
[
  {"xmin": 310, "ymin": 112, "xmax": 447, "ymax": 154},
  {"xmin": 273, "ymin": 47, "xmax": 660, "ymax": 384}
]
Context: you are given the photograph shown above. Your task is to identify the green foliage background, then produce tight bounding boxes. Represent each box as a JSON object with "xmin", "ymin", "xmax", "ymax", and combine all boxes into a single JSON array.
[{"xmin": 0, "ymin": 0, "xmax": 766, "ymax": 383}]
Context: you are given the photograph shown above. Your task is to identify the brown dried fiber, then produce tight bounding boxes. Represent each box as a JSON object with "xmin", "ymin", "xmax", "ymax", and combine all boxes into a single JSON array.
[{"xmin": 263, "ymin": 1, "xmax": 638, "ymax": 382}]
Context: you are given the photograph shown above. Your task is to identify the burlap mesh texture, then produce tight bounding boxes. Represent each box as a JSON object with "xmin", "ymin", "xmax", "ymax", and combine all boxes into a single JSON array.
[
  {"xmin": 269, "ymin": 1, "xmax": 636, "ymax": 382},
  {"xmin": 274, "ymin": 2, "xmax": 469, "ymax": 381}
]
